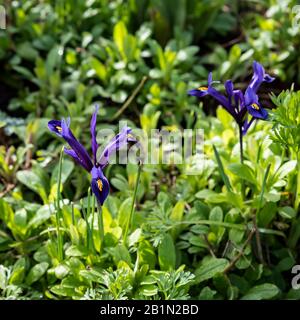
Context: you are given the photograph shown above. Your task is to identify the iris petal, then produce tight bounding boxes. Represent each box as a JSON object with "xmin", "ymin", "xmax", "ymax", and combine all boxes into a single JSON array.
[
  {"xmin": 61, "ymin": 119, "xmax": 93, "ymax": 172},
  {"xmin": 244, "ymin": 87, "xmax": 258, "ymax": 106},
  {"xmin": 242, "ymin": 117, "xmax": 255, "ymax": 135},
  {"xmin": 207, "ymin": 87, "xmax": 236, "ymax": 117},
  {"xmin": 246, "ymin": 104, "xmax": 268, "ymax": 120},
  {"xmin": 48, "ymin": 120, "xmax": 63, "ymax": 137},
  {"xmin": 64, "ymin": 148, "xmax": 88, "ymax": 169},
  {"xmin": 98, "ymin": 126, "xmax": 134, "ymax": 169},
  {"xmin": 264, "ymin": 74, "xmax": 275, "ymax": 83},
  {"xmin": 188, "ymin": 89, "xmax": 208, "ymax": 98},
  {"xmin": 90, "ymin": 166, "xmax": 110, "ymax": 205},
  {"xmin": 90, "ymin": 104, "xmax": 99, "ymax": 164},
  {"xmin": 249, "ymin": 61, "xmax": 274, "ymax": 93},
  {"xmin": 225, "ymin": 80, "xmax": 234, "ymax": 98}
]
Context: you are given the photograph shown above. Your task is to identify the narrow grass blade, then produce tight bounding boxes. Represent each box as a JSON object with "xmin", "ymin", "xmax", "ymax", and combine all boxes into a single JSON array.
[
  {"xmin": 123, "ymin": 163, "xmax": 142, "ymax": 244},
  {"xmin": 56, "ymin": 147, "xmax": 64, "ymax": 261},
  {"xmin": 213, "ymin": 145, "xmax": 232, "ymax": 192},
  {"xmin": 259, "ymin": 163, "xmax": 271, "ymax": 209}
]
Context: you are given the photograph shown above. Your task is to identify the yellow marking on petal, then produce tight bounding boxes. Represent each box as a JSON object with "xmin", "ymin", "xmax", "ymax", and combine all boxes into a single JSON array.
[
  {"xmin": 97, "ymin": 179, "xmax": 103, "ymax": 192},
  {"xmin": 127, "ymin": 133, "xmax": 134, "ymax": 139},
  {"xmin": 251, "ymin": 103, "xmax": 260, "ymax": 110},
  {"xmin": 198, "ymin": 86, "xmax": 208, "ymax": 91},
  {"xmin": 56, "ymin": 126, "xmax": 62, "ymax": 132}
]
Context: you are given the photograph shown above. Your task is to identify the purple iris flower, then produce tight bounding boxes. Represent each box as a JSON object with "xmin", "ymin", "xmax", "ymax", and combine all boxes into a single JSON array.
[
  {"xmin": 188, "ymin": 61, "xmax": 275, "ymax": 134},
  {"xmin": 48, "ymin": 105, "xmax": 135, "ymax": 205}
]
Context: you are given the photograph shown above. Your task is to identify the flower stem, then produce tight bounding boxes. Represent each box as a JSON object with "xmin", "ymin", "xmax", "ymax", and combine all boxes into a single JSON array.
[
  {"xmin": 239, "ymin": 125, "xmax": 245, "ymax": 199},
  {"xmin": 91, "ymin": 194, "xmax": 96, "ymax": 253},
  {"xmin": 123, "ymin": 163, "xmax": 142, "ymax": 244},
  {"xmin": 295, "ymin": 151, "xmax": 300, "ymax": 211},
  {"xmin": 56, "ymin": 147, "xmax": 64, "ymax": 261},
  {"xmin": 97, "ymin": 202, "xmax": 104, "ymax": 252},
  {"xmin": 239, "ymin": 125, "xmax": 244, "ymax": 164}
]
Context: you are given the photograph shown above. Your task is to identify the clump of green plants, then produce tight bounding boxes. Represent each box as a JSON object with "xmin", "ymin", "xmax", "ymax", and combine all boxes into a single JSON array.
[{"xmin": 0, "ymin": 0, "xmax": 300, "ymax": 301}]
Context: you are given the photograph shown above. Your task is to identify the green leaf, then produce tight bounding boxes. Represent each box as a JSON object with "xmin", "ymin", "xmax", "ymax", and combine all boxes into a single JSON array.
[
  {"xmin": 228, "ymin": 163, "xmax": 257, "ymax": 185},
  {"xmin": 170, "ymin": 200, "xmax": 185, "ymax": 238},
  {"xmin": 89, "ymin": 57, "xmax": 107, "ymax": 82},
  {"xmin": 140, "ymin": 284, "xmax": 158, "ymax": 296},
  {"xmin": 275, "ymin": 160, "xmax": 297, "ymax": 180},
  {"xmin": 65, "ymin": 245, "xmax": 88, "ymax": 257},
  {"xmin": 209, "ymin": 206, "xmax": 223, "ymax": 222},
  {"xmin": 51, "ymin": 159, "xmax": 74, "ymax": 186},
  {"xmin": 213, "ymin": 145, "xmax": 232, "ymax": 191},
  {"xmin": 16, "ymin": 170, "xmax": 48, "ymax": 203},
  {"xmin": 79, "ymin": 268, "xmax": 103, "ymax": 283},
  {"xmin": 17, "ymin": 42, "xmax": 39, "ymax": 60},
  {"xmin": 28, "ymin": 204, "xmax": 52, "ymax": 228},
  {"xmin": 195, "ymin": 189, "xmax": 227, "ymax": 203},
  {"xmin": 241, "ymin": 283, "xmax": 280, "ymax": 300},
  {"xmin": 54, "ymin": 264, "xmax": 69, "ymax": 279},
  {"xmin": 26, "ymin": 262, "xmax": 49, "ymax": 285},
  {"xmin": 199, "ymin": 286, "xmax": 217, "ymax": 300},
  {"xmin": 14, "ymin": 208, "xmax": 27, "ymax": 231},
  {"xmin": 118, "ymin": 197, "xmax": 132, "ymax": 230},
  {"xmin": 170, "ymin": 200, "xmax": 185, "ymax": 222},
  {"xmin": 111, "ymin": 244, "xmax": 131, "ymax": 265},
  {"xmin": 138, "ymin": 240, "xmax": 156, "ymax": 270},
  {"xmin": 257, "ymin": 202, "xmax": 277, "ymax": 227},
  {"xmin": 278, "ymin": 206, "xmax": 296, "ymax": 219},
  {"xmin": 195, "ymin": 258, "xmax": 229, "ymax": 283},
  {"xmin": 46, "ymin": 45, "xmax": 63, "ymax": 75},
  {"xmin": 113, "ymin": 21, "xmax": 128, "ymax": 59},
  {"xmin": 128, "ymin": 228, "xmax": 142, "ymax": 247},
  {"xmin": 9, "ymin": 258, "xmax": 27, "ymax": 285},
  {"xmin": 158, "ymin": 233, "xmax": 176, "ymax": 271}
]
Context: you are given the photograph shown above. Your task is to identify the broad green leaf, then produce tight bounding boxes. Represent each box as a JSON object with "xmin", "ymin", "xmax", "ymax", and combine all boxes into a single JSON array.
[
  {"xmin": 14, "ymin": 208, "xmax": 27, "ymax": 231},
  {"xmin": 113, "ymin": 21, "xmax": 128, "ymax": 59},
  {"xmin": 195, "ymin": 258, "xmax": 229, "ymax": 283},
  {"xmin": 275, "ymin": 160, "xmax": 297, "ymax": 180},
  {"xmin": 209, "ymin": 206, "xmax": 223, "ymax": 222},
  {"xmin": 241, "ymin": 283, "xmax": 280, "ymax": 300},
  {"xmin": 170, "ymin": 200, "xmax": 185, "ymax": 238},
  {"xmin": 28, "ymin": 204, "xmax": 52, "ymax": 228},
  {"xmin": 17, "ymin": 42, "xmax": 38, "ymax": 60},
  {"xmin": 89, "ymin": 57, "xmax": 107, "ymax": 82},
  {"xmin": 118, "ymin": 197, "xmax": 132, "ymax": 229},
  {"xmin": 195, "ymin": 189, "xmax": 227, "ymax": 203},
  {"xmin": 50, "ymin": 159, "xmax": 74, "ymax": 186},
  {"xmin": 257, "ymin": 202, "xmax": 277, "ymax": 227},
  {"xmin": 278, "ymin": 206, "xmax": 296, "ymax": 219},
  {"xmin": 199, "ymin": 286, "xmax": 217, "ymax": 300},
  {"xmin": 9, "ymin": 258, "xmax": 27, "ymax": 285},
  {"xmin": 128, "ymin": 228, "xmax": 142, "ymax": 247},
  {"xmin": 110, "ymin": 244, "xmax": 131, "ymax": 265},
  {"xmin": 17, "ymin": 170, "xmax": 48, "ymax": 203},
  {"xmin": 170, "ymin": 200, "xmax": 185, "ymax": 222},
  {"xmin": 26, "ymin": 262, "xmax": 49, "ymax": 285},
  {"xmin": 138, "ymin": 240, "xmax": 156, "ymax": 270},
  {"xmin": 140, "ymin": 284, "xmax": 158, "ymax": 296},
  {"xmin": 54, "ymin": 264, "xmax": 69, "ymax": 279},
  {"xmin": 158, "ymin": 233, "xmax": 176, "ymax": 271},
  {"xmin": 228, "ymin": 163, "xmax": 257, "ymax": 185},
  {"xmin": 65, "ymin": 245, "xmax": 88, "ymax": 257}
]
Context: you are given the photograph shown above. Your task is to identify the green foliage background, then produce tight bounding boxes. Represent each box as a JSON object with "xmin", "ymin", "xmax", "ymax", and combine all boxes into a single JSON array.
[{"xmin": 0, "ymin": 0, "xmax": 300, "ymax": 300}]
